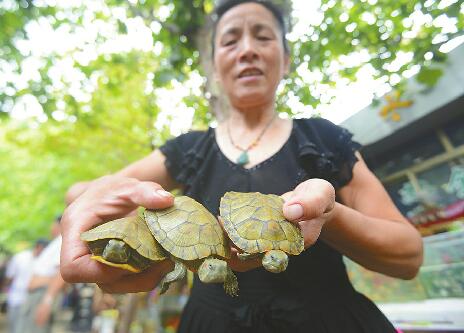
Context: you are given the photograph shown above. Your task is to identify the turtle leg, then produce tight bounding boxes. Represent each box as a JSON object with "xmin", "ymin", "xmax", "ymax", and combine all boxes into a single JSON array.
[
  {"xmin": 159, "ymin": 260, "xmax": 187, "ymax": 294},
  {"xmin": 224, "ymin": 266, "xmax": 239, "ymax": 297},
  {"xmin": 236, "ymin": 252, "xmax": 262, "ymax": 261},
  {"xmin": 262, "ymin": 250, "xmax": 288, "ymax": 273}
]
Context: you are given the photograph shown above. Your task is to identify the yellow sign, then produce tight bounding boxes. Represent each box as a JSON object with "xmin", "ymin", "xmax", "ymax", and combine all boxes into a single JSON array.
[{"xmin": 380, "ymin": 90, "xmax": 413, "ymax": 121}]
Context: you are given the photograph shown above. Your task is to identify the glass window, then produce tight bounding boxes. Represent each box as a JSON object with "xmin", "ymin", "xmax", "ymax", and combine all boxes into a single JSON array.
[
  {"xmin": 370, "ymin": 131, "xmax": 445, "ymax": 178},
  {"xmin": 444, "ymin": 116, "xmax": 464, "ymax": 147},
  {"xmin": 416, "ymin": 162, "xmax": 463, "ymax": 208},
  {"xmin": 385, "ymin": 178, "xmax": 424, "ymax": 218},
  {"xmin": 445, "ymin": 162, "xmax": 464, "ymax": 200}
]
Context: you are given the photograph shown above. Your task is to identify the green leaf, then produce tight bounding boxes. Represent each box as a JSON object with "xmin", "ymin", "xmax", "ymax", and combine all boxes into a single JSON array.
[
  {"xmin": 117, "ymin": 19, "xmax": 127, "ymax": 34},
  {"xmin": 416, "ymin": 67, "xmax": 444, "ymax": 87},
  {"xmin": 153, "ymin": 69, "xmax": 174, "ymax": 86}
]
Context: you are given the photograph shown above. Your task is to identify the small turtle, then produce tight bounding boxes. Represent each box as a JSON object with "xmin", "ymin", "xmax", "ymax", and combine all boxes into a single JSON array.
[
  {"xmin": 220, "ymin": 191, "xmax": 304, "ymax": 273},
  {"xmin": 81, "ymin": 213, "xmax": 167, "ymax": 273},
  {"xmin": 144, "ymin": 196, "xmax": 238, "ymax": 296}
]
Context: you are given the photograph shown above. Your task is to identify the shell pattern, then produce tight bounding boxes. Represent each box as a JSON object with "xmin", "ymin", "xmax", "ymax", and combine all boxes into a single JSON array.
[
  {"xmin": 144, "ymin": 196, "xmax": 230, "ymax": 261},
  {"xmin": 81, "ymin": 214, "xmax": 167, "ymax": 261},
  {"xmin": 220, "ymin": 191, "xmax": 304, "ymax": 255}
]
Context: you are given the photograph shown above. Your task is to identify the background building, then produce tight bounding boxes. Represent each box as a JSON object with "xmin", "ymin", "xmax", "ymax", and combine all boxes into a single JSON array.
[{"xmin": 341, "ymin": 43, "xmax": 464, "ymax": 332}]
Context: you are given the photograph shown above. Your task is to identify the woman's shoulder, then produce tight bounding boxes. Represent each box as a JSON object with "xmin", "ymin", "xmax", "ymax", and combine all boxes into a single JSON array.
[
  {"xmin": 158, "ymin": 127, "xmax": 217, "ymax": 189},
  {"xmin": 295, "ymin": 115, "xmax": 361, "ymax": 147},
  {"xmin": 174, "ymin": 128, "xmax": 212, "ymax": 143},
  {"xmin": 294, "ymin": 117, "xmax": 344, "ymax": 134},
  {"xmin": 162, "ymin": 128, "xmax": 213, "ymax": 152},
  {"xmin": 292, "ymin": 117, "xmax": 362, "ymax": 189}
]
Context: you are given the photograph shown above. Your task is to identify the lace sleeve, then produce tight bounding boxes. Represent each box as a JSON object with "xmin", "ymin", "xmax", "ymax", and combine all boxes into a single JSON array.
[
  {"xmin": 295, "ymin": 118, "xmax": 362, "ymax": 189},
  {"xmin": 330, "ymin": 124, "xmax": 362, "ymax": 188},
  {"xmin": 159, "ymin": 131, "xmax": 204, "ymax": 186}
]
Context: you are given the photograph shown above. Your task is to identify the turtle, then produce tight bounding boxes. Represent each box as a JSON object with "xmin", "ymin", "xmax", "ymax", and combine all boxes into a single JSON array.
[
  {"xmin": 220, "ymin": 191, "xmax": 304, "ymax": 273},
  {"xmin": 143, "ymin": 196, "xmax": 239, "ymax": 297},
  {"xmin": 80, "ymin": 212, "xmax": 167, "ymax": 273}
]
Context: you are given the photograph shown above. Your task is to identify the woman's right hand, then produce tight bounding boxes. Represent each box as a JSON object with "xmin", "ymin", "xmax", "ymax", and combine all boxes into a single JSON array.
[{"xmin": 60, "ymin": 175, "xmax": 175, "ymax": 293}]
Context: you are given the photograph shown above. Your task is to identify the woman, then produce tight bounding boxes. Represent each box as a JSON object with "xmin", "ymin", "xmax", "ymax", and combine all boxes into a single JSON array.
[{"xmin": 60, "ymin": 1, "xmax": 423, "ymax": 332}]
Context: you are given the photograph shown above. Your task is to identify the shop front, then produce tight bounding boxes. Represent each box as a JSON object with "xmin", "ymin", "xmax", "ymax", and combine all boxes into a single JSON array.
[{"xmin": 341, "ymin": 43, "xmax": 464, "ymax": 331}]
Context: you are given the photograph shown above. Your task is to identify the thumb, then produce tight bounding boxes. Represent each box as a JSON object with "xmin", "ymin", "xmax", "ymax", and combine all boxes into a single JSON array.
[
  {"xmin": 126, "ymin": 181, "xmax": 174, "ymax": 210},
  {"xmin": 73, "ymin": 177, "xmax": 175, "ymax": 222},
  {"xmin": 282, "ymin": 179, "xmax": 335, "ymax": 222}
]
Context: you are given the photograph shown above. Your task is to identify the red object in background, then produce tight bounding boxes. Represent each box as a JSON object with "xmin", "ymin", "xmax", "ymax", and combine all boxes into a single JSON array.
[
  {"xmin": 409, "ymin": 200, "xmax": 464, "ymax": 227},
  {"xmin": 162, "ymin": 312, "xmax": 181, "ymax": 331}
]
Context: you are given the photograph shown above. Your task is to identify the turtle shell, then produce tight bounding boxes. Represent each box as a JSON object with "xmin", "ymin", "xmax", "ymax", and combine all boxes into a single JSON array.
[
  {"xmin": 81, "ymin": 214, "xmax": 167, "ymax": 262},
  {"xmin": 220, "ymin": 191, "xmax": 304, "ymax": 255},
  {"xmin": 144, "ymin": 196, "xmax": 230, "ymax": 261}
]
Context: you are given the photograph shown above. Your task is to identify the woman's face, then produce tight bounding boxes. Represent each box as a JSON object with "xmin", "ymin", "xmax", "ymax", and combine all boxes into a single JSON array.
[{"xmin": 213, "ymin": 3, "xmax": 289, "ymax": 109}]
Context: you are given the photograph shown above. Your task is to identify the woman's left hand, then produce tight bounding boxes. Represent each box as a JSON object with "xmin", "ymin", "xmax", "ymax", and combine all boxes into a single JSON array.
[
  {"xmin": 217, "ymin": 217, "xmax": 262, "ymax": 272},
  {"xmin": 222, "ymin": 179, "xmax": 335, "ymax": 271},
  {"xmin": 227, "ymin": 247, "xmax": 263, "ymax": 272},
  {"xmin": 282, "ymin": 179, "xmax": 336, "ymax": 248}
]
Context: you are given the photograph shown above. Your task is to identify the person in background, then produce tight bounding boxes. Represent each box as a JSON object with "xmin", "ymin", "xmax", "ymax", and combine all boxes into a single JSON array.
[
  {"xmin": 60, "ymin": 0, "xmax": 423, "ymax": 332},
  {"xmin": 16, "ymin": 215, "xmax": 65, "ymax": 333},
  {"xmin": 68, "ymin": 283, "xmax": 98, "ymax": 333},
  {"xmin": 91, "ymin": 287, "xmax": 120, "ymax": 333},
  {"xmin": 4, "ymin": 238, "xmax": 48, "ymax": 333}
]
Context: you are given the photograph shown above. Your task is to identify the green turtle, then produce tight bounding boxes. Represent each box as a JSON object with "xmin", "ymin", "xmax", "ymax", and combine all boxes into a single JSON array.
[
  {"xmin": 220, "ymin": 191, "xmax": 304, "ymax": 273},
  {"xmin": 144, "ymin": 196, "xmax": 238, "ymax": 296},
  {"xmin": 80, "ymin": 213, "xmax": 167, "ymax": 273}
]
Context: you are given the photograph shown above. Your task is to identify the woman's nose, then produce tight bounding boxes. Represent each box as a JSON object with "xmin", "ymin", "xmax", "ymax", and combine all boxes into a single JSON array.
[{"xmin": 238, "ymin": 36, "xmax": 258, "ymax": 62}]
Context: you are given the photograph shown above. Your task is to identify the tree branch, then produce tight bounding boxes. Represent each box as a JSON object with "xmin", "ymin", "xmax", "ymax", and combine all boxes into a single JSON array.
[{"xmin": 127, "ymin": 4, "xmax": 180, "ymax": 35}]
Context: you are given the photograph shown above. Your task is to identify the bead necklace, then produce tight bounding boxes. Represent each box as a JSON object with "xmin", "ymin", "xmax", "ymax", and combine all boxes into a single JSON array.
[{"xmin": 227, "ymin": 114, "xmax": 277, "ymax": 166}]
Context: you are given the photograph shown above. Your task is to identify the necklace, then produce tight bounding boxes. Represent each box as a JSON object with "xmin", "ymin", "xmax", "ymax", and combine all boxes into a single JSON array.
[{"xmin": 227, "ymin": 114, "xmax": 277, "ymax": 166}]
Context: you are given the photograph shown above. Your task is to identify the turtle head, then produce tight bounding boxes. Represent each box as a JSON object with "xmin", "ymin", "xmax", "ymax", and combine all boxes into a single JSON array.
[
  {"xmin": 102, "ymin": 239, "xmax": 131, "ymax": 264},
  {"xmin": 198, "ymin": 258, "xmax": 228, "ymax": 283},
  {"xmin": 262, "ymin": 250, "xmax": 288, "ymax": 273}
]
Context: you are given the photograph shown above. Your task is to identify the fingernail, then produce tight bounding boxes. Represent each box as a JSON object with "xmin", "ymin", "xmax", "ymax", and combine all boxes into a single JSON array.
[
  {"xmin": 155, "ymin": 190, "xmax": 173, "ymax": 198},
  {"xmin": 285, "ymin": 204, "xmax": 303, "ymax": 220}
]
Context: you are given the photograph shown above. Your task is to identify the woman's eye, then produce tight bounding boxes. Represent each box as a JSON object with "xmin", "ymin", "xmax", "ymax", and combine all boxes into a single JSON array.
[
  {"xmin": 224, "ymin": 40, "xmax": 236, "ymax": 46},
  {"xmin": 257, "ymin": 36, "xmax": 271, "ymax": 41}
]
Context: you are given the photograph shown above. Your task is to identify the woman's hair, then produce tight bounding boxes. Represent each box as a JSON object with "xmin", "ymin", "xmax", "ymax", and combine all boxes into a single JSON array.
[{"xmin": 211, "ymin": 0, "xmax": 290, "ymax": 57}]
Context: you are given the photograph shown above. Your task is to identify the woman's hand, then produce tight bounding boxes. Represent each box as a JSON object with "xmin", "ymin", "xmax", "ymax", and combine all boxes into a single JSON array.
[
  {"xmin": 227, "ymin": 247, "xmax": 262, "ymax": 272},
  {"xmin": 217, "ymin": 217, "xmax": 262, "ymax": 272},
  {"xmin": 282, "ymin": 179, "xmax": 336, "ymax": 248},
  {"xmin": 60, "ymin": 175, "xmax": 175, "ymax": 293}
]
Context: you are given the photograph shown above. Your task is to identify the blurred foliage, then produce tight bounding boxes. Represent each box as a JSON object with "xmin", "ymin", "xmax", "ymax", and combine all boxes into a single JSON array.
[{"xmin": 0, "ymin": 0, "xmax": 463, "ymax": 249}]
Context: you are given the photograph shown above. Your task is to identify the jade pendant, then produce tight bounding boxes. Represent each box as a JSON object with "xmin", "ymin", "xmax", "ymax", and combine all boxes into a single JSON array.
[{"xmin": 236, "ymin": 151, "xmax": 249, "ymax": 166}]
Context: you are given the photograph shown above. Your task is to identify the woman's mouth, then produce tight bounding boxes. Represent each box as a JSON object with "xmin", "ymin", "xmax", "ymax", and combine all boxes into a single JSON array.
[{"xmin": 238, "ymin": 68, "xmax": 264, "ymax": 82}]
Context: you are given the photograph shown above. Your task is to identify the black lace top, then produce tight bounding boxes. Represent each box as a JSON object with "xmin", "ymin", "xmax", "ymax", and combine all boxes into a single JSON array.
[{"xmin": 160, "ymin": 118, "xmax": 395, "ymax": 333}]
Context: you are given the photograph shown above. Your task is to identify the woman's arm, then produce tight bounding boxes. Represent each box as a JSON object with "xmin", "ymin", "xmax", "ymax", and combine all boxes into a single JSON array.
[
  {"xmin": 282, "ymin": 153, "xmax": 423, "ymax": 280},
  {"xmin": 114, "ymin": 149, "xmax": 179, "ymax": 190},
  {"xmin": 321, "ymin": 153, "xmax": 423, "ymax": 279},
  {"xmin": 65, "ymin": 149, "xmax": 179, "ymax": 205}
]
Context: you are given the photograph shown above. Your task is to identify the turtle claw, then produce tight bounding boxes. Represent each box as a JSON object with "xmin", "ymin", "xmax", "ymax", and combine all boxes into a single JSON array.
[
  {"xmin": 224, "ymin": 267, "xmax": 239, "ymax": 297},
  {"xmin": 159, "ymin": 261, "xmax": 186, "ymax": 294},
  {"xmin": 237, "ymin": 252, "xmax": 260, "ymax": 261},
  {"xmin": 159, "ymin": 279, "xmax": 169, "ymax": 295}
]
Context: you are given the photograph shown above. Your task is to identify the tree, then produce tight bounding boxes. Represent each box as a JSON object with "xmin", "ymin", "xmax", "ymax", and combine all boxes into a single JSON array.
[{"xmin": 0, "ymin": 0, "xmax": 462, "ymax": 249}]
